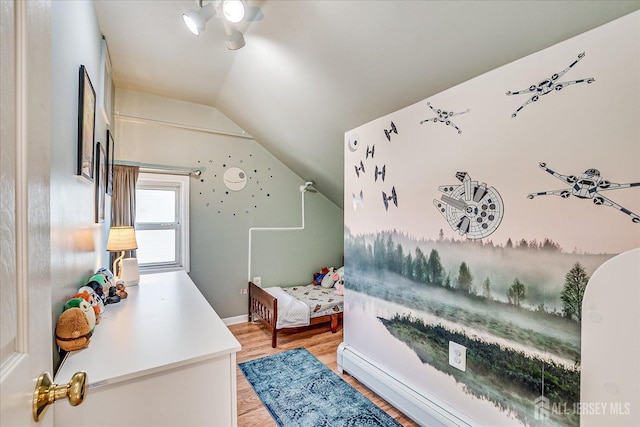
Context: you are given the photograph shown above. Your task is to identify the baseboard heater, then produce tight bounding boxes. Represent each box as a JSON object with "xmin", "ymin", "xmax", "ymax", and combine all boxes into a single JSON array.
[{"xmin": 337, "ymin": 343, "xmax": 475, "ymax": 427}]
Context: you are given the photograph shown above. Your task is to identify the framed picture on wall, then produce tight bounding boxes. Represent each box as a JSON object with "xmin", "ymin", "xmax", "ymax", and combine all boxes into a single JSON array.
[
  {"xmin": 77, "ymin": 65, "xmax": 96, "ymax": 181},
  {"xmin": 106, "ymin": 129, "xmax": 115, "ymax": 196},
  {"xmin": 95, "ymin": 142, "xmax": 106, "ymax": 223},
  {"xmin": 99, "ymin": 37, "xmax": 113, "ymax": 125}
]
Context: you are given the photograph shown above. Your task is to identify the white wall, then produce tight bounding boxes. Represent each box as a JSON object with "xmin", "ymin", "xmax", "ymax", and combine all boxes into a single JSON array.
[
  {"xmin": 343, "ymin": 11, "xmax": 639, "ymax": 427},
  {"xmin": 114, "ymin": 89, "xmax": 344, "ymax": 318},
  {"xmin": 581, "ymin": 248, "xmax": 639, "ymax": 427}
]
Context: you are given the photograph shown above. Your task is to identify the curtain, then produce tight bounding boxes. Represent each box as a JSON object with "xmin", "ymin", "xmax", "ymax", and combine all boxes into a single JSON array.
[
  {"xmin": 110, "ymin": 165, "xmax": 139, "ymax": 265},
  {"xmin": 111, "ymin": 165, "xmax": 139, "ymax": 226}
]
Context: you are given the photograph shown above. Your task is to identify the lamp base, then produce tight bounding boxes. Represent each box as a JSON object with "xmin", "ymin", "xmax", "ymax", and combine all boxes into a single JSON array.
[{"xmin": 112, "ymin": 251, "xmax": 125, "ymax": 279}]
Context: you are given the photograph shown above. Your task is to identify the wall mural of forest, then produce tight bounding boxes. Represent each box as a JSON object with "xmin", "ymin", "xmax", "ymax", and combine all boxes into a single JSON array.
[
  {"xmin": 343, "ymin": 12, "xmax": 639, "ymax": 427},
  {"xmin": 345, "ymin": 229, "xmax": 608, "ymax": 426}
]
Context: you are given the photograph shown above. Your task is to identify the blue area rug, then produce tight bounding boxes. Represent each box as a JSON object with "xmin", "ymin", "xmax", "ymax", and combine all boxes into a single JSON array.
[{"xmin": 239, "ymin": 348, "xmax": 402, "ymax": 427}]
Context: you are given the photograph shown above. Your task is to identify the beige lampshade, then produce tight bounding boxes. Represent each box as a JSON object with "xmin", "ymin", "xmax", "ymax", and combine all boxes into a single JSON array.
[{"xmin": 106, "ymin": 226, "xmax": 138, "ymax": 252}]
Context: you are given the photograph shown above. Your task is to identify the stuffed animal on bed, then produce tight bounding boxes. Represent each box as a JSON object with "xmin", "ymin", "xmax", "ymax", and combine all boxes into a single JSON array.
[
  {"xmin": 313, "ymin": 267, "xmax": 332, "ymax": 285},
  {"xmin": 320, "ymin": 267, "xmax": 336, "ymax": 288},
  {"xmin": 333, "ymin": 266, "xmax": 345, "ymax": 295}
]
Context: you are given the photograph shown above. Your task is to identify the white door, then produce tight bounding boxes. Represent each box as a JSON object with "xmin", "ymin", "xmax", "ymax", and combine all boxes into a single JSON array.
[{"xmin": 1, "ymin": 0, "xmax": 54, "ymax": 425}]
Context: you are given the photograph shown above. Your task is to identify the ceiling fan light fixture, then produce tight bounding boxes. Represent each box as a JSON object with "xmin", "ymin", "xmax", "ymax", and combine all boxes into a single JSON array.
[
  {"xmin": 182, "ymin": 2, "xmax": 216, "ymax": 36},
  {"xmin": 226, "ymin": 28, "xmax": 246, "ymax": 50},
  {"xmin": 222, "ymin": 0, "xmax": 245, "ymax": 24}
]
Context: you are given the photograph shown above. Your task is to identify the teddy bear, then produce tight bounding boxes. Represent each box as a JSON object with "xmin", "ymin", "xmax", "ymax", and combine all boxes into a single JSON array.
[{"xmin": 55, "ymin": 308, "xmax": 93, "ymax": 352}]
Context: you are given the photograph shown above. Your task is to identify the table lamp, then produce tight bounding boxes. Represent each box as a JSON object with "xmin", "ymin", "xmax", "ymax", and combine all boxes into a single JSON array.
[{"xmin": 106, "ymin": 226, "xmax": 138, "ymax": 283}]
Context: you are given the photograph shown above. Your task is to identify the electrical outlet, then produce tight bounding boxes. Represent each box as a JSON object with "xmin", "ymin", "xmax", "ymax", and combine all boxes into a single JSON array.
[
  {"xmin": 449, "ymin": 341, "xmax": 467, "ymax": 372},
  {"xmin": 240, "ymin": 288, "xmax": 247, "ymax": 295},
  {"xmin": 253, "ymin": 276, "xmax": 262, "ymax": 286}
]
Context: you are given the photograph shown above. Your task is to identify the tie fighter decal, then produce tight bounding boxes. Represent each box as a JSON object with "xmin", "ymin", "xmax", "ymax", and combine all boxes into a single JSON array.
[
  {"xmin": 384, "ymin": 121, "xmax": 398, "ymax": 141},
  {"xmin": 366, "ymin": 145, "xmax": 375, "ymax": 159},
  {"xmin": 352, "ymin": 190, "xmax": 364, "ymax": 211},
  {"xmin": 382, "ymin": 187, "xmax": 398, "ymax": 211}
]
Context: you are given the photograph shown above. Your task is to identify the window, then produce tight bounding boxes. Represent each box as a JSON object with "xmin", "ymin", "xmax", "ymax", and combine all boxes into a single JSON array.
[{"xmin": 135, "ymin": 173, "xmax": 190, "ymax": 273}]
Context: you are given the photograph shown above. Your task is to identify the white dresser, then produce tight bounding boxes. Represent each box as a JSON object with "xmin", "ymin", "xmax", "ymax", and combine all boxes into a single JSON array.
[{"xmin": 54, "ymin": 271, "xmax": 241, "ymax": 426}]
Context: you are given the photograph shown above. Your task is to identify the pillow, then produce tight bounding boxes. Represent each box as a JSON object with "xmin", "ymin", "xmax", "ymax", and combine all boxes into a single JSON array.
[{"xmin": 321, "ymin": 272, "xmax": 335, "ymax": 288}]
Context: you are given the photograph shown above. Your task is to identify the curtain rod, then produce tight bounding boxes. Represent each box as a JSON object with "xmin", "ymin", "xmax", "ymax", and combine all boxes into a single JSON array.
[
  {"xmin": 114, "ymin": 113, "xmax": 254, "ymax": 140},
  {"xmin": 114, "ymin": 160, "xmax": 204, "ymax": 177}
]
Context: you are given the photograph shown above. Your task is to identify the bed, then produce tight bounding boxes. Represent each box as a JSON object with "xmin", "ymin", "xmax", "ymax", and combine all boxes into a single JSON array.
[{"xmin": 248, "ymin": 280, "xmax": 344, "ymax": 347}]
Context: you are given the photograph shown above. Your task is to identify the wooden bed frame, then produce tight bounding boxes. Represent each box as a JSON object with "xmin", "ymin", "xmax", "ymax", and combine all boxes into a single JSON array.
[{"xmin": 248, "ymin": 281, "xmax": 342, "ymax": 348}]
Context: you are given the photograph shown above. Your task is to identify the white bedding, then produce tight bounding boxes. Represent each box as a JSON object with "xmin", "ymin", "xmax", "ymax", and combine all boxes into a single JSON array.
[{"xmin": 264, "ymin": 287, "xmax": 310, "ymax": 329}]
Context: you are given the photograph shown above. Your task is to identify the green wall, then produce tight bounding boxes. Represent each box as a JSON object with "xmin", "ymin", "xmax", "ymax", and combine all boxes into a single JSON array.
[{"xmin": 114, "ymin": 89, "xmax": 344, "ymax": 318}]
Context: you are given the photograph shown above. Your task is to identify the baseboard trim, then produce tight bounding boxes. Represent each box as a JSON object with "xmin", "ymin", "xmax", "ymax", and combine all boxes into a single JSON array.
[
  {"xmin": 337, "ymin": 343, "xmax": 474, "ymax": 427},
  {"xmin": 222, "ymin": 314, "xmax": 247, "ymax": 326}
]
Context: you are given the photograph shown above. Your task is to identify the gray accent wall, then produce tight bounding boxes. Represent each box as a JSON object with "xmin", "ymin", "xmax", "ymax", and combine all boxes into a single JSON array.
[{"xmin": 114, "ymin": 89, "xmax": 344, "ymax": 318}]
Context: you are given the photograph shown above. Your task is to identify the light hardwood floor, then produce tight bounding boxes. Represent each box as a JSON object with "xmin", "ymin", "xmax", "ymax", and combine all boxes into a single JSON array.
[{"xmin": 228, "ymin": 321, "xmax": 419, "ymax": 426}]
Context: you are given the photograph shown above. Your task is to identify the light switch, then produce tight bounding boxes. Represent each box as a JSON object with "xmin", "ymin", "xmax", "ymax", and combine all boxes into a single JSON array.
[{"xmin": 449, "ymin": 341, "xmax": 467, "ymax": 371}]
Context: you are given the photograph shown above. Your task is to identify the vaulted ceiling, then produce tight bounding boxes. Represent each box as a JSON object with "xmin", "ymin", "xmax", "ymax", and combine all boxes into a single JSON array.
[{"xmin": 94, "ymin": 0, "xmax": 639, "ymax": 208}]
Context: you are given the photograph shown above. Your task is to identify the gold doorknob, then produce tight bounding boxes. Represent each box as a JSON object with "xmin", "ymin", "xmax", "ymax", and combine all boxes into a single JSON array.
[{"xmin": 32, "ymin": 371, "xmax": 88, "ymax": 422}]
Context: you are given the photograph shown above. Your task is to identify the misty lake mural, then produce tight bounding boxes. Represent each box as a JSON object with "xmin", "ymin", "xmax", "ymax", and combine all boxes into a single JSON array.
[
  {"xmin": 343, "ymin": 12, "xmax": 639, "ymax": 427},
  {"xmin": 345, "ymin": 229, "xmax": 613, "ymax": 426}
]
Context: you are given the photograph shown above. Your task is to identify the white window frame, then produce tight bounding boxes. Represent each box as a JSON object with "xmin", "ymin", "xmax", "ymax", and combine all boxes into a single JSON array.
[{"xmin": 135, "ymin": 172, "xmax": 190, "ymax": 273}]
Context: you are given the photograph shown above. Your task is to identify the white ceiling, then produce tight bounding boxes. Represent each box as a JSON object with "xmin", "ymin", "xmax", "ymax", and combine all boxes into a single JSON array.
[{"xmin": 94, "ymin": 0, "xmax": 640, "ymax": 208}]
